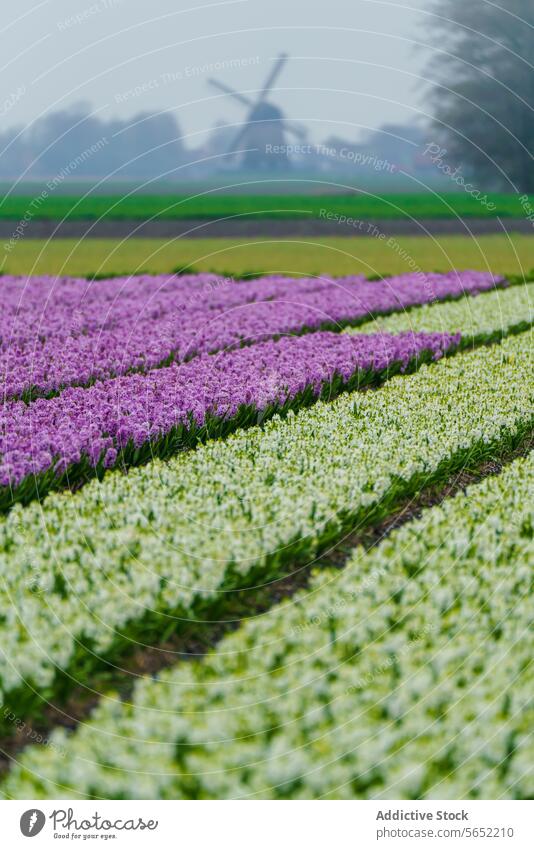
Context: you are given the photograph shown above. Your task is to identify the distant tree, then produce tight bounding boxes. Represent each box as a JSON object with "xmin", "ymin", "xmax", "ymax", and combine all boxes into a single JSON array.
[
  {"xmin": 426, "ymin": 0, "xmax": 534, "ymax": 191},
  {"xmin": 0, "ymin": 103, "xmax": 186, "ymax": 181}
]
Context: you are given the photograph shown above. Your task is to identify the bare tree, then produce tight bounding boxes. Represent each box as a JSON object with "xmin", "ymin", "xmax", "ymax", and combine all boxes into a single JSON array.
[{"xmin": 426, "ymin": 0, "xmax": 534, "ymax": 191}]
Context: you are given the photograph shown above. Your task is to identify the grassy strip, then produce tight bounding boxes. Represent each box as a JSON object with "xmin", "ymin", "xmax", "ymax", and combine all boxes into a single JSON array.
[
  {"xmin": 0, "ymin": 331, "xmax": 531, "ymax": 739},
  {"xmin": 0, "ymin": 193, "xmax": 532, "ymax": 221},
  {"xmin": 2, "ymin": 279, "xmax": 531, "ymax": 511},
  {"xmin": 3, "ymin": 452, "xmax": 533, "ymax": 799},
  {"xmin": 3, "ymin": 236, "xmax": 533, "ymax": 279}
]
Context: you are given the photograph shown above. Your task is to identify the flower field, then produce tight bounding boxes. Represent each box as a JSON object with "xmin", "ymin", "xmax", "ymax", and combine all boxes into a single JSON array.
[
  {"xmin": 1, "ymin": 270, "xmax": 498, "ymax": 400},
  {"xmin": 7, "ymin": 451, "xmax": 532, "ymax": 800},
  {"xmin": 0, "ymin": 269, "xmax": 532, "ymax": 801}
]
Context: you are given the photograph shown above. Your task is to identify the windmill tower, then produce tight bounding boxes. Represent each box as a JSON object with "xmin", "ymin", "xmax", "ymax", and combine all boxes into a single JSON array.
[{"xmin": 208, "ymin": 53, "xmax": 307, "ymax": 171}]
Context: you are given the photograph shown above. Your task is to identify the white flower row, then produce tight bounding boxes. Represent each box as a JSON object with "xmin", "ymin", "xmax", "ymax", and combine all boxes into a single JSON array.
[
  {"xmin": 0, "ymin": 331, "xmax": 532, "ymax": 731},
  {"xmin": 5, "ymin": 450, "xmax": 533, "ymax": 800},
  {"xmin": 350, "ymin": 279, "xmax": 534, "ymax": 338}
]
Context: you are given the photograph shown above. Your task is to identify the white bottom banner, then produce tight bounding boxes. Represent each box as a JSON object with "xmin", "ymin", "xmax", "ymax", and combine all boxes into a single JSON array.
[{"xmin": 1, "ymin": 799, "xmax": 532, "ymax": 848}]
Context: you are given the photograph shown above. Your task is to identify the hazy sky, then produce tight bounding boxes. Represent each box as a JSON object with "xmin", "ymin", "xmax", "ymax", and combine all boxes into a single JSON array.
[{"xmin": 3, "ymin": 0, "xmax": 436, "ymax": 146}]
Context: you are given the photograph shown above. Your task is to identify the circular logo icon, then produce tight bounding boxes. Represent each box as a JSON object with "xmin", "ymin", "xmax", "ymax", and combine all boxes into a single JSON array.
[{"xmin": 20, "ymin": 809, "xmax": 46, "ymax": 837}]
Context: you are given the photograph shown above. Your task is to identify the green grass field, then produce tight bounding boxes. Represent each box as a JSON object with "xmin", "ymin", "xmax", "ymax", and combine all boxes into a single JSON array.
[
  {"xmin": 2, "ymin": 234, "xmax": 533, "ymax": 278},
  {"xmin": 0, "ymin": 192, "xmax": 531, "ymax": 221}
]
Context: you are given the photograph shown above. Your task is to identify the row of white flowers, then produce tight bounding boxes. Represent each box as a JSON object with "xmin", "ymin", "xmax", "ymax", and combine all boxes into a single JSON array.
[
  {"xmin": 5, "ymin": 449, "xmax": 533, "ymax": 799},
  {"xmin": 0, "ymin": 330, "xmax": 532, "ymax": 733},
  {"xmin": 351, "ymin": 279, "xmax": 534, "ymax": 338}
]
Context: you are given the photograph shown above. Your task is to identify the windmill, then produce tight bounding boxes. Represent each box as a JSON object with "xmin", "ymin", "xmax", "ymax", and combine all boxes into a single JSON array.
[{"xmin": 207, "ymin": 53, "xmax": 307, "ymax": 170}]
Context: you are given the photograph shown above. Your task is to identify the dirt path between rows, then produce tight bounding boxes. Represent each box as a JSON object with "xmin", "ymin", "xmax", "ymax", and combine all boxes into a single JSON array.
[{"xmin": 0, "ymin": 217, "xmax": 531, "ymax": 239}]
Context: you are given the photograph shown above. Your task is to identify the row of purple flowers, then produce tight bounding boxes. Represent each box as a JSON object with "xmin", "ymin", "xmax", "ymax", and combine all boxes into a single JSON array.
[
  {"xmin": 0, "ymin": 330, "xmax": 459, "ymax": 498},
  {"xmin": 0, "ymin": 272, "xmax": 331, "ymax": 348},
  {"xmin": 1, "ymin": 271, "xmax": 501, "ymax": 400}
]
